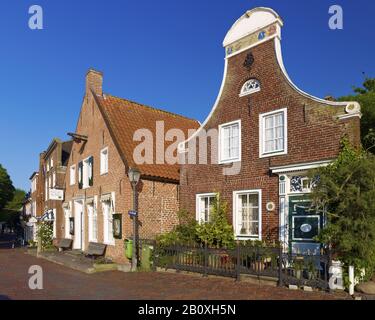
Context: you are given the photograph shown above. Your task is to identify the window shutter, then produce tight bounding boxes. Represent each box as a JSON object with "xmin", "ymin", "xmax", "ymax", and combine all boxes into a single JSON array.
[
  {"xmin": 89, "ymin": 157, "xmax": 94, "ymax": 186},
  {"xmin": 78, "ymin": 161, "xmax": 83, "ymax": 189}
]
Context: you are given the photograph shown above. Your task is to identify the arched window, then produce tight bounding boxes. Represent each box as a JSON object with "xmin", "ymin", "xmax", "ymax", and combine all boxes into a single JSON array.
[{"xmin": 240, "ymin": 79, "xmax": 260, "ymax": 97}]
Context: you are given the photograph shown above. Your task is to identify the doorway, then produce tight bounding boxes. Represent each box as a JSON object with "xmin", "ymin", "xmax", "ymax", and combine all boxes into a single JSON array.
[{"xmin": 73, "ymin": 200, "xmax": 85, "ymax": 250}]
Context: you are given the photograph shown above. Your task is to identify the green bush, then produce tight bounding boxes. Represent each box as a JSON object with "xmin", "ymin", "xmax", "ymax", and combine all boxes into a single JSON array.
[
  {"xmin": 36, "ymin": 222, "xmax": 54, "ymax": 250},
  {"xmin": 310, "ymin": 139, "xmax": 375, "ymax": 281}
]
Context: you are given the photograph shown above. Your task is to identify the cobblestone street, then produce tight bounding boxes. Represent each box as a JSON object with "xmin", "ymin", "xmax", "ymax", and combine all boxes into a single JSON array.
[{"xmin": 0, "ymin": 235, "xmax": 347, "ymax": 300}]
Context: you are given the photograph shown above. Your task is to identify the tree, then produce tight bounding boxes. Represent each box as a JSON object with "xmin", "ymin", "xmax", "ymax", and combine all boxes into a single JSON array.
[
  {"xmin": 6, "ymin": 189, "xmax": 27, "ymax": 210},
  {"xmin": 338, "ymin": 77, "xmax": 375, "ymax": 153},
  {"xmin": 310, "ymin": 140, "xmax": 375, "ymax": 280},
  {"xmin": 0, "ymin": 164, "xmax": 15, "ymax": 211}
]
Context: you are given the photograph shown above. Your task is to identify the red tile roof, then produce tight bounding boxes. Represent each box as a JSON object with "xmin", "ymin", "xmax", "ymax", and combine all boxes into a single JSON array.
[{"xmin": 94, "ymin": 93, "xmax": 200, "ymax": 182}]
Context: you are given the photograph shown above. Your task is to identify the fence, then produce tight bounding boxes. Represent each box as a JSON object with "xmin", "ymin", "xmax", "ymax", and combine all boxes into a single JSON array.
[{"xmin": 142, "ymin": 240, "xmax": 331, "ymax": 290}]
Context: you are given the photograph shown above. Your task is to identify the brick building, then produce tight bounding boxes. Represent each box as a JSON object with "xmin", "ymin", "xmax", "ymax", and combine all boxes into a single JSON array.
[
  {"xmin": 61, "ymin": 69, "xmax": 199, "ymax": 263},
  {"xmin": 179, "ymin": 7, "xmax": 361, "ymax": 254}
]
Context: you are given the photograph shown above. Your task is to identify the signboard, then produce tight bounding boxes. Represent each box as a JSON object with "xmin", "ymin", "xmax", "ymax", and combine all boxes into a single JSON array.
[
  {"xmin": 128, "ymin": 210, "xmax": 137, "ymax": 217},
  {"xmin": 49, "ymin": 188, "xmax": 64, "ymax": 201}
]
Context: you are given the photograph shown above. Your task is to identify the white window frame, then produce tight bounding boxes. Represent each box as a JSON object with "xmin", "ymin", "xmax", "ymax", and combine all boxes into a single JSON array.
[
  {"xmin": 87, "ymin": 201, "xmax": 97, "ymax": 243},
  {"xmin": 102, "ymin": 200, "xmax": 114, "ymax": 245},
  {"xmin": 70, "ymin": 165, "xmax": 76, "ymax": 186},
  {"xmin": 259, "ymin": 108, "xmax": 287, "ymax": 158},
  {"xmin": 233, "ymin": 189, "xmax": 262, "ymax": 240},
  {"xmin": 52, "ymin": 172, "xmax": 56, "ymax": 188},
  {"xmin": 52, "ymin": 208, "xmax": 57, "ymax": 238},
  {"xmin": 218, "ymin": 120, "xmax": 241, "ymax": 164},
  {"xmin": 82, "ymin": 157, "xmax": 92, "ymax": 189},
  {"xmin": 100, "ymin": 147, "xmax": 109, "ymax": 175},
  {"xmin": 239, "ymin": 79, "xmax": 260, "ymax": 97},
  {"xmin": 196, "ymin": 193, "xmax": 217, "ymax": 223},
  {"xmin": 50, "ymin": 157, "xmax": 54, "ymax": 169}
]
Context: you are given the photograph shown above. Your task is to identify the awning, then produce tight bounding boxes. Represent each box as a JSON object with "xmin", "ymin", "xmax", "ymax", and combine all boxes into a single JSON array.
[
  {"xmin": 270, "ymin": 159, "xmax": 333, "ymax": 174},
  {"xmin": 100, "ymin": 194, "xmax": 111, "ymax": 202}
]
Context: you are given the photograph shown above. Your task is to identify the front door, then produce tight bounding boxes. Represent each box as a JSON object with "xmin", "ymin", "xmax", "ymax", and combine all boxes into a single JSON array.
[
  {"xmin": 74, "ymin": 201, "xmax": 84, "ymax": 250},
  {"xmin": 288, "ymin": 195, "xmax": 323, "ymax": 255}
]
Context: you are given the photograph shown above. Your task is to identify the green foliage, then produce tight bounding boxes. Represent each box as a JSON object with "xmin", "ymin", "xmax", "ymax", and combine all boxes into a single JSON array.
[
  {"xmin": 195, "ymin": 194, "xmax": 235, "ymax": 248},
  {"xmin": 0, "ymin": 164, "xmax": 15, "ymax": 211},
  {"xmin": 157, "ymin": 195, "xmax": 235, "ymax": 248},
  {"xmin": 156, "ymin": 209, "xmax": 199, "ymax": 247},
  {"xmin": 37, "ymin": 222, "xmax": 54, "ymax": 250},
  {"xmin": 338, "ymin": 77, "xmax": 375, "ymax": 153},
  {"xmin": 310, "ymin": 140, "xmax": 375, "ymax": 280},
  {"xmin": 6, "ymin": 189, "xmax": 26, "ymax": 210}
]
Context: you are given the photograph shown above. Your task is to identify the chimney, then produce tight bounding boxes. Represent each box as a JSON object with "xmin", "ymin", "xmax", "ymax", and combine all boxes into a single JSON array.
[{"xmin": 86, "ymin": 69, "xmax": 103, "ymax": 96}]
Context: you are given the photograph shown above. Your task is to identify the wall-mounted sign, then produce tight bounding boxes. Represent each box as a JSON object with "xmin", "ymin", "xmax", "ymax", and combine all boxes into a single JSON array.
[
  {"xmin": 128, "ymin": 210, "xmax": 137, "ymax": 217},
  {"xmin": 113, "ymin": 214, "xmax": 122, "ymax": 239},
  {"xmin": 49, "ymin": 188, "xmax": 64, "ymax": 201}
]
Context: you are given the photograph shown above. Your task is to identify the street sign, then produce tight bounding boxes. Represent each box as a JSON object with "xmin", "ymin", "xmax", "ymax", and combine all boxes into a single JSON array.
[{"xmin": 128, "ymin": 210, "xmax": 137, "ymax": 217}]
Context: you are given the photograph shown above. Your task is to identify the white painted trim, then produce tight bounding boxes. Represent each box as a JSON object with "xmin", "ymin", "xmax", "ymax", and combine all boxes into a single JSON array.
[
  {"xmin": 70, "ymin": 164, "xmax": 76, "ymax": 186},
  {"xmin": 337, "ymin": 112, "xmax": 362, "ymax": 120},
  {"xmin": 195, "ymin": 193, "xmax": 217, "ymax": 223},
  {"xmin": 274, "ymin": 37, "xmax": 361, "ymax": 110},
  {"xmin": 270, "ymin": 159, "xmax": 332, "ymax": 174},
  {"xmin": 223, "ymin": 7, "xmax": 283, "ymax": 47},
  {"xmin": 218, "ymin": 119, "xmax": 241, "ymax": 164},
  {"xmin": 233, "ymin": 189, "xmax": 262, "ymax": 241},
  {"xmin": 226, "ymin": 33, "xmax": 279, "ymax": 60},
  {"xmin": 179, "ymin": 59, "xmax": 228, "ymax": 150},
  {"xmin": 259, "ymin": 108, "xmax": 288, "ymax": 158}
]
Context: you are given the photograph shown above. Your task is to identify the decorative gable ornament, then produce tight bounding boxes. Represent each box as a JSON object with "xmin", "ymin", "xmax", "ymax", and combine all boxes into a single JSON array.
[
  {"xmin": 240, "ymin": 79, "xmax": 260, "ymax": 97},
  {"xmin": 243, "ymin": 52, "xmax": 254, "ymax": 71}
]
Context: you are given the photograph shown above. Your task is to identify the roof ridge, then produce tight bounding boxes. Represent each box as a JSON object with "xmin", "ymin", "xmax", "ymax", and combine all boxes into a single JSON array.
[{"xmin": 105, "ymin": 93, "xmax": 199, "ymax": 123}]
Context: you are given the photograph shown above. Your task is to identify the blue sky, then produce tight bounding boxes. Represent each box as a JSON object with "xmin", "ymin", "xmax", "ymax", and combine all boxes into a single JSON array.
[{"xmin": 1, "ymin": 0, "xmax": 374, "ymax": 191}]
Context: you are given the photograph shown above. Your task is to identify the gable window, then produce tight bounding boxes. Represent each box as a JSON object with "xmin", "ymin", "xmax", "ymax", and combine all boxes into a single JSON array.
[
  {"xmin": 233, "ymin": 190, "xmax": 262, "ymax": 240},
  {"xmin": 259, "ymin": 108, "xmax": 287, "ymax": 158},
  {"xmin": 196, "ymin": 193, "xmax": 216, "ymax": 223},
  {"xmin": 219, "ymin": 120, "xmax": 241, "ymax": 163},
  {"xmin": 82, "ymin": 157, "xmax": 94, "ymax": 189},
  {"xmin": 240, "ymin": 79, "xmax": 260, "ymax": 97},
  {"xmin": 70, "ymin": 165, "xmax": 76, "ymax": 186},
  {"xmin": 100, "ymin": 147, "xmax": 109, "ymax": 175}
]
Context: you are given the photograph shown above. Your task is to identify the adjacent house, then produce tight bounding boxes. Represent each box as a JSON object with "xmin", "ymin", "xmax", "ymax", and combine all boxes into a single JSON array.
[
  {"xmin": 179, "ymin": 7, "xmax": 361, "ymax": 254},
  {"xmin": 61, "ymin": 69, "xmax": 199, "ymax": 263}
]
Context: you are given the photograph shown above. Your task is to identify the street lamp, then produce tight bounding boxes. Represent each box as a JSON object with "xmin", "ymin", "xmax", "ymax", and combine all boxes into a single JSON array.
[{"xmin": 128, "ymin": 167, "xmax": 141, "ymax": 271}]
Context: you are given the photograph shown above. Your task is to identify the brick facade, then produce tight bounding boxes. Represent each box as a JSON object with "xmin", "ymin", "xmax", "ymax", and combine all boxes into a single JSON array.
[
  {"xmin": 61, "ymin": 70, "xmax": 197, "ymax": 263},
  {"xmin": 179, "ymin": 8, "xmax": 361, "ymax": 247}
]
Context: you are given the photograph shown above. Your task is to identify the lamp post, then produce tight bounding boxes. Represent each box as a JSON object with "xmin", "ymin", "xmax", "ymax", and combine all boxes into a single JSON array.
[{"xmin": 128, "ymin": 167, "xmax": 141, "ymax": 271}]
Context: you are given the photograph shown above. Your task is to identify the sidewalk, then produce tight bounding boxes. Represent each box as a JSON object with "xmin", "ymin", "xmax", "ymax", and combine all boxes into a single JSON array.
[{"xmin": 26, "ymin": 248, "xmax": 130, "ymax": 274}]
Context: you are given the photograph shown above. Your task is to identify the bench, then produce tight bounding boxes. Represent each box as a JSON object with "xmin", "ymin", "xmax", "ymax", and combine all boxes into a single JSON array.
[
  {"xmin": 56, "ymin": 238, "xmax": 73, "ymax": 252},
  {"xmin": 85, "ymin": 242, "xmax": 107, "ymax": 259}
]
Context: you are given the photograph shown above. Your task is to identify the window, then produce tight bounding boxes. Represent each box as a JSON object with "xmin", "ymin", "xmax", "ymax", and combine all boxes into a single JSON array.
[
  {"xmin": 87, "ymin": 201, "xmax": 98, "ymax": 242},
  {"xmin": 259, "ymin": 108, "xmax": 287, "ymax": 157},
  {"xmin": 100, "ymin": 148, "xmax": 109, "ymax": 175},
  {"xmin": 52, "ymin": 172, "xmax": 56, "ymax": 187},
  {"xmin": 233, "ymin": 190, "xmax": 262, "ymax": 240},
  {"xmin": 50, "ymin": 157, "xmax": 54, "ymax": 169},
  {"xmin": 240, "ymin": 79, "xmax": 260, "ymax": 97},
  {"xmin": 219, "ymin": 120, "xmax": 241, "ymax": 163},
  {"xmin": 196, "ymin": 193, "xmax": 216, "ymax": 223},
  {"xmin": 45, "ymin": 179, "xmax": 48, "ymax": 201},
  {"xmin": 82, "ymin": 157, "xmax": 94, "ymax": 189},
  {"xmin": 70, "ymin": 165, "xmax": 76, "ymax": 186},
  {"xmin": 102, "ymin": 200, "xmax": 114, "ymax": 245}
]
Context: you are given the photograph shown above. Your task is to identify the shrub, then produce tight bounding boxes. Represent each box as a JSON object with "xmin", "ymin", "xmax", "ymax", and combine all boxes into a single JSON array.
[
  {"xmin": 310, "ymin": 139, "xmax": 375, "ymax": 281},
  {"xmin": 36, "ymin": 221, "xmax": 54, "ymax": 250}
]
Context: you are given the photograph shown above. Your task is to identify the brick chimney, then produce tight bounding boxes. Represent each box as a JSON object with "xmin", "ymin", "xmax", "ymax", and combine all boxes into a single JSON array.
[{"xmin": 86, "ymin": 69, "xmax": 103, "ymax": 96}]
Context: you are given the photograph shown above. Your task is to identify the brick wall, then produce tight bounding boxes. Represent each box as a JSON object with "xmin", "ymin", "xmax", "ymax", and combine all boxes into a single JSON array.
[{"xmin": 180, "ymin": 39, "xmax": 361, "ymax": 241}]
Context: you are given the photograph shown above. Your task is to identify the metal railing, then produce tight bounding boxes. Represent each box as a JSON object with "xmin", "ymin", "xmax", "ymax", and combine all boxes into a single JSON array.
[{"xmin": 143, "ymin": 240, "xmax": 331, "ymax": 290}]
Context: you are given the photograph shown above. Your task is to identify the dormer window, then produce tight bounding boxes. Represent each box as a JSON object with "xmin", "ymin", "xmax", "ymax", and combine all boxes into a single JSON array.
[{"xmin": 240, "ymin": 79, "xmax": 260, "ymax": 97}]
